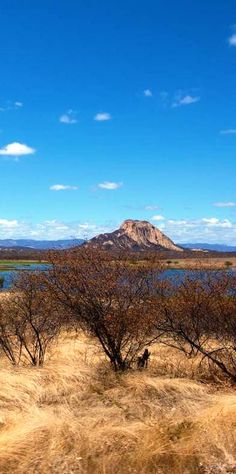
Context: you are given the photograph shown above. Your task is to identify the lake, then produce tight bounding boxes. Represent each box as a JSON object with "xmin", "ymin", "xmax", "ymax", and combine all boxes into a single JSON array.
[
  {"xmin": 1, "ymin": 265, "xmax": 201, "ymax": 290},
  {"xmin": 1, "ymin": 265, "xmax": 233, "ymax": 291},
  {"xmin": 1, "ymin": 264, "xmax": 228, "ymax": 291},
  {"xmin": 0, "ymin": 264, "xmax": 50, "ymax": 290}
]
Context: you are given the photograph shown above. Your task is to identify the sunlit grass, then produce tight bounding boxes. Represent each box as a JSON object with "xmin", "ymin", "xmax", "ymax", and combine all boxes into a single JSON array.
[{"xmin": 0, "ymin": 332, "xmax": 235, "ymax": 473}]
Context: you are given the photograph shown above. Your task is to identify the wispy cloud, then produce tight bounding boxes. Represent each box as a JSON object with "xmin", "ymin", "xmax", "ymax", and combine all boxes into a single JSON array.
[
  {"xmin": 213, "ymin": 202, "xmax": 236, "ymax": 208},
  {"xmin": 59, "ymin": 109, "xmax": 77, "ymax": 124},
  {"xmin": 201, "ymin": 217, "xmax": 232, "ymax": 227},
  {"xmin": 228, "ymin": 34, "xmax": 236, "ymax": 46},
  {"xmin": 94, "ymin": 113, "xmax": 111, "ymax": 121},
  {"xmin": 145, "ymin": 205, "xmax": 161, "ymax": 211},
  {"xmin": 172, "ymin": 94, "xmax": 200, "ymax": 108},
  {"xmin": 50, "ymin": 184, "xmax": 79, "ymax": 191},
  {"xmin": 152, "ymin": 215, "xmax": 165, "ymax": 221},
  {"xmin": 162, "ymin": 217, "xmax": 236, "ymax": 243},
  {"xmin": 220, "ymin": 129, "xmax": 236, "ymax": 135},
  {"xmin": 0, "ymin": 101, "xmax": 23, "ymax": 112},
  {"xmin": 1, "ymin": 215, "xmax": 236, "ymax": 244},
  {"xmin": 0, "ymin": 219, "xmax": 19, "ymax": 228},
  {"xmin": 143, "ymin": 89, "xmax": 153, "ymax": 97},
  {"xmin": 98, "ymin": 181, "xmax": 122, "ymax": 190},
  {"xmin": 167, "ymin": 217, "xmax": 232, "ymax": 229},
  {"xmin": 0, "ymin": 142, "xmax": 35, "ymax": 157},
  {"xmin": 0, "ymin": 218, "xmax": 113, "ymax": 240}
]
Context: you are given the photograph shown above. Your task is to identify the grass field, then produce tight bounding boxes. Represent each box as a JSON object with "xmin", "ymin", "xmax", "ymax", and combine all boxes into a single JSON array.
[
  {"xmin": 126, "ymin": 256, "xmax": 236, "ymax": 270},
  {"xmin": 0, "ymin": 332, "xmax": 235, "ymax": 473},
  {"xmin": 0, "ymin": 256, "xmax": 236, "ymax": 272},
  {"xmin": 162, "ymin": 256, "xmax": 236, "ymax": 269}
]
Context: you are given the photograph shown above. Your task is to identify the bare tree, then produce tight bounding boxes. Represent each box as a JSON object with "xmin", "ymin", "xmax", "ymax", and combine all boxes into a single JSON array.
[
  {"xmin": 0, "ymin": 298, "xmax": 22, "ymax": 365},
  {"xmin": 45, "ymin": 247, "xmax": 165, "ymax": 371},
  {"xmin": 153, "ymin": 270, "xmax": 236, "ymax": 382},
  {"xmin": 0, "ymin": 272, "xmax": 61, "ymax": 366}
]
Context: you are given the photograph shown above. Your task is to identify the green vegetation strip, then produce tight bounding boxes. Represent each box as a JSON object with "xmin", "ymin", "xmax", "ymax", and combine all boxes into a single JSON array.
[{"xmin": 0, "ymin": 260, "xmax": 43, "ymax": 272}]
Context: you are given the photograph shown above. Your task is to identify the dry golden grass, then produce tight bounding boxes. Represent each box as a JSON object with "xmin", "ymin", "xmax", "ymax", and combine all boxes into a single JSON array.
[
  {"xmin": 0, "ymin": 333, "xmax": 235, "ymax": 473},
  {"xmin": 163, "ymin": 257, "xmax": 236, "ymax": 269}
]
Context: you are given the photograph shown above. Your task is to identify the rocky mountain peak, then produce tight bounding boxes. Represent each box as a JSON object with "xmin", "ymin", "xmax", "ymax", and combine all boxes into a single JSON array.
[
  {"xmin": 119, "ymin": 220, "xmax": 182, "ymax": 251},
  {"xmin": 88, "ymin": 219, "xmax": 183, "ymax": 252}
]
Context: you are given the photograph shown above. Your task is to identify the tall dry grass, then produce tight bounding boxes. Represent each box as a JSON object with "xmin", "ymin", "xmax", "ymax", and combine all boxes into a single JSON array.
[{"xmin": 0, "ymin": 332, "xmax": 235, "ymax": 473}]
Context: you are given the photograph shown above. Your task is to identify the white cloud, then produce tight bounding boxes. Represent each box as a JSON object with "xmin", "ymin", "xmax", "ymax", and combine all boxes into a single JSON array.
[
  {"xmin": 0, "ymin": 219, "xmax": 19, "ymax": 228},
  {"xmin": 162, "ymin": 217, "xmax": 236, "ymax": 244},
  {"xmin": 214, "ymin": 202, "xmax": 236, "ymax": 208},
  {"xmin": 167, "ymin": 217, "xmax": 232, "ymax": 229},
  {"xmin": 144, "ymin": 89, "xmax": 153, "ymax": 97},
  {"xmin": 220, "ymin": 129, "xmax": 236, "ymax": 135},
  {"xmin": 202, "ymin": 217, "xmax": 219, "ymax": 225},
  {"xmin": 152, "ymin": 215, "xmax": 165, "ymax": 221},
  {"xmin": 0, "ymin": 142, "xmax": 35, "ymax": 157},
  {"xmin": 50, "ymin": 184, "xmax": 79, "ymax": 191},
  {"xmin": 202, "ymin": 218, "xmax": 232, "ymax": 228},
  {"xmin": 180, "ymin": 95, "xmax": 200, "ymax": 105},
  {"xmin": 167, "ymin": 219, "xmax": 188, "ymax": 226},
  {"xmin": 14, "ymin": 101, "xmax": 23, "ymax": 108},
  {"xmin": 0, "ymin": 218, "xmax": 113, "ymax": 240},
  {"xmin": 1, "ymin": 215, "xmax": 236, "ymax": 244},
  {"xmin": 173, "ymin": 95, "xmax": 200, "ymax": 108},
  {"xmin": 98, "ymin": 181, "xmax": 122, "ymax": 190},
  {"xmin": 229, "ymin": 34, "xmax": 236, "ymax": 46},
  {"xmin": 94, "ymin": 113, "xmax": 111, "ymax": 121},
  {"xmin": 78, "ymin": 223, "xmax": 97, "ymax": 230},
  {"xmin": 33, "ymin": 217, "xmax": 236, "ymax": 244},
  {"xmin": 59, "ymin": 109, "xmax": 77, "ymax": 124}
]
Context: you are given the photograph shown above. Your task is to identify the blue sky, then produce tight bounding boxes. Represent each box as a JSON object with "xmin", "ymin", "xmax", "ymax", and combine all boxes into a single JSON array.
[{"xmin": 1, "ymin": 0, "xmax": 236, "ymax": 243}]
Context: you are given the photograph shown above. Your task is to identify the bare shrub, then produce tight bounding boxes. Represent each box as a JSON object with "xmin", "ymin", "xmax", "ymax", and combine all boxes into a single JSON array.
[
  {"xmin": 154, "ymin": 270, "xmax": 236, "ymax": 383},
  {"xmin": 0, "ymin": 298, "xmax": 22, "ymax": 365},
  {"xmin": 45, "ymin": 247, "xmax": 165, "ymax": 371},
  {"xmin": 0, "ymin": 272, "xmax": 61, "ymax": 366}
]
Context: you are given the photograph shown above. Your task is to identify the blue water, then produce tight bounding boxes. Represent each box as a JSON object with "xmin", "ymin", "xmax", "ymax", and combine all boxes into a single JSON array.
[
  {"xmin": 0, "ymin": 264, "xmax": 50, "ymax": 290},
  {"xmin": 0, "ymin": 265, "xmax": 232, "ymax": 291},
  {"xmin": 163, "ymin": 269, "xmax": 193, "ymax": 280}
]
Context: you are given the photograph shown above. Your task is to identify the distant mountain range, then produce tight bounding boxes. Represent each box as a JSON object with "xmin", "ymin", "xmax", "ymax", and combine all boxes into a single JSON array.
[
  {"xmin": 180, "ymin": 243, "xmax": 236, "ymax": 252},
  {"xmin": 0, "ymin": 239, "xmax": 84, "ymax": 250},
  {"xmin": 0, "ymin": 234, "xmax": 236, "ymax": 253}
]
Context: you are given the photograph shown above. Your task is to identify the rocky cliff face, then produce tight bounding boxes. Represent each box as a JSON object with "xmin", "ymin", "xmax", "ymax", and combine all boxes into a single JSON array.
[{"xmin": 88, "ymin": 219, "xmax": 183, "ymax": 252}]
